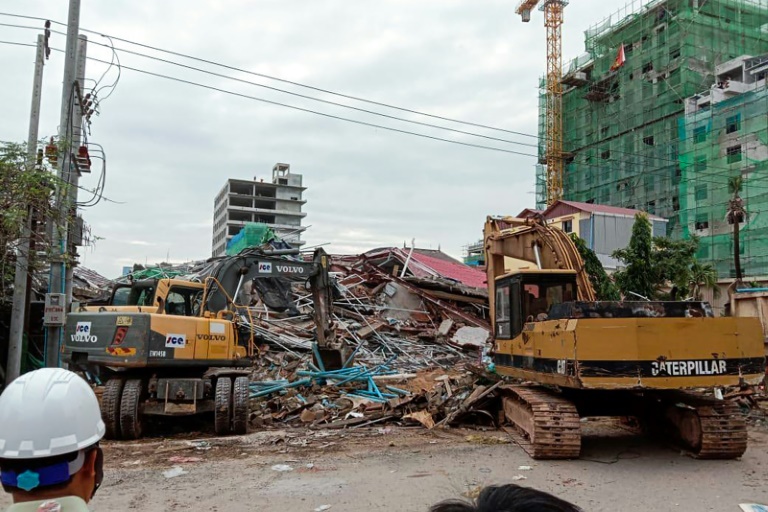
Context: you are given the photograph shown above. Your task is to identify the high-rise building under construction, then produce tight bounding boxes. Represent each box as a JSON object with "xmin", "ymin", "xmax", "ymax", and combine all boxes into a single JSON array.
[{"xmin": 539, "ymin": 0, "xmax": 767, "ymax": 282}]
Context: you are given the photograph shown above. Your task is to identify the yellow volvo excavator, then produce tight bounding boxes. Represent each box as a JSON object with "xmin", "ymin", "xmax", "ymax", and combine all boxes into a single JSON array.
[
  {"xmin": 485, "ymin": 215, "xmax": 765, "ymax": 459},
  {"xmin": 62, "ymin": 248, "xmax": 344, "ymax": 439}
]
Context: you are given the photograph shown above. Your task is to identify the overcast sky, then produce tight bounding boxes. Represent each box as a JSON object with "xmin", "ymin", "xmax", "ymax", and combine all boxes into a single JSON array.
[{"xmin": 1, "ymin": 0, "xmax": 641, "ymax": 278}]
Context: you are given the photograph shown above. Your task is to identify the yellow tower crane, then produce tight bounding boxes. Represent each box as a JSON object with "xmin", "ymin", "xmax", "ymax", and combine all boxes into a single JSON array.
[{"xmin": 516, "ymin": 0, "xmax": 568, "ymax": 206}]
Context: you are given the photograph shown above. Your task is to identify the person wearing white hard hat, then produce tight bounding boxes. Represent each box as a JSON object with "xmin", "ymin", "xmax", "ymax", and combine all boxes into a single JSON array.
[{"xmin": 0, "ymin": 368, "xmax": 105, "ymax": 512}]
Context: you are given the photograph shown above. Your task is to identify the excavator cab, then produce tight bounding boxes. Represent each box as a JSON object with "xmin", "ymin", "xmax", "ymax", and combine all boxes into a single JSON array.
[{"xmin": 494, "ymin": 269, "xmax": 577, "ymax": 339}]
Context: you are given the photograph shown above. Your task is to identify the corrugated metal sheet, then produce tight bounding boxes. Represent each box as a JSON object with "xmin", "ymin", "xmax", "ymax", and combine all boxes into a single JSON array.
[
  {"xmin": 592, "ymin": 214, "xmax": 635, "ymax": 256},
  {"xmin": 579, "ymin": 218, "xmax": 592, "ymax": 248}
]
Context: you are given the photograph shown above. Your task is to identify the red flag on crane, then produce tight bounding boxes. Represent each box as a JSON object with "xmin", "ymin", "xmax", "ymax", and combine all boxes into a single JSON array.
[{"xmin": 610, "ymin": 44, "xmax": 626, "ymax": 71}]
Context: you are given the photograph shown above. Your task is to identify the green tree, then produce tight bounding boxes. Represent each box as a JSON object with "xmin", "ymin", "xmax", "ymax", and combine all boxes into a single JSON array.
[
  {"xmin": 612, "ymin": 212, "xmax": 657, "ymax": 300},
  {"xmin": 569, "ymin": 233, "xmax": 620, "ymax": 300},
  {"xmin": 0, "ymin": 142, "xmax": 56, "ymax": 305},
  {"xmin": 652, "ymin": 236, "xmax": 699, "ymax": 300},
  {"xmin": 688, "ymin": 261, "xmax": 719, "ymax": 301},
  {"xmin": 727, "ymin": 175, "xmax": 745, "ymax": 284}
]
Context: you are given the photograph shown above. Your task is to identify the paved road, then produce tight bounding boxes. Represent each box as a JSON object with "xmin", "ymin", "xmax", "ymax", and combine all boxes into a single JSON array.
[{"xmin": 2, "ymin": 425, "xmax": 767, "ymax": 511}]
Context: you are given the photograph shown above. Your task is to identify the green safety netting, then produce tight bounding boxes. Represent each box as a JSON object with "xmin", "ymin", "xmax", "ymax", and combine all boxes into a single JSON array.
[
  {"xmin": 226, "ymin": 222, "xmax": 276, "ymax": 256},
  {"xmin": 535, "ymin": 0, "xmax": 768, "ymax": 278}
]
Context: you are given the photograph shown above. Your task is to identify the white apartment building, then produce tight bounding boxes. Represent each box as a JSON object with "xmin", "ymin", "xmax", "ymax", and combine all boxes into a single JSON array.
[{"xmin": 212, "ymin": 163, "xmax": 307, "ymax": 257}]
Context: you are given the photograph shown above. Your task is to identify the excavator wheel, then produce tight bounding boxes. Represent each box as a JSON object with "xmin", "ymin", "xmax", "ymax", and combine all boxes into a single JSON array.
[
  {"xmin": 500, "ymin": 385, "xmax": 581, "ymax": 460},
  {"xmin": 232, "ymin": 376, "xmax": 250, "ymax": 435},
  {"xmin": 214, "ymin": 377, "xmax": 232, "ymax": 435},
  {"xmin": 101, "ymin": 378, "xmax": 124, "ymax": 440},
  {"xmin": 119, "ymin": 379, "xmax": 145, "ymax": 440}
]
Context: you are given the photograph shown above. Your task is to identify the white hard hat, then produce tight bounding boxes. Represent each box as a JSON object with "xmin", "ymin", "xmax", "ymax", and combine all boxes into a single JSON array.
[{"xmin": 0, "ymin": 368, "xmax": 105, "ymax": 459}]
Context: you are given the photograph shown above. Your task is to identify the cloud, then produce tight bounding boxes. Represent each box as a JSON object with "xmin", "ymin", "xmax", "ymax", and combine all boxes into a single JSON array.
[{"xmin": 1, "ymin": 0, "xmax": 639, "ymax": 278}]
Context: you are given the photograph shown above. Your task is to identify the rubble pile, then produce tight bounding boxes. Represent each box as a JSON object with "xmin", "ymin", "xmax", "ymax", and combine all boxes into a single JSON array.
[{"xmin": 240, "ymin": 247, "xmax": 497, "ymax": 431}]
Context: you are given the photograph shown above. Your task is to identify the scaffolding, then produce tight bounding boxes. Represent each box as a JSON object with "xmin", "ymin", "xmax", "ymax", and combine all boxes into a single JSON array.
[
  {"xmin": 536, "ymin": 0, "xmax": 768, "ymax": 278},
  {"xmin": 680, "ymin": 68, "xmax": 768, "ymax": 278}
]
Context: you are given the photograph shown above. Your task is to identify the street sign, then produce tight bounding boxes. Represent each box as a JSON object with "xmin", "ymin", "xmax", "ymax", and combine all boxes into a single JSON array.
[{"xmin": 44, "ymin": 293, "xmax": 66, "ymax": 326}]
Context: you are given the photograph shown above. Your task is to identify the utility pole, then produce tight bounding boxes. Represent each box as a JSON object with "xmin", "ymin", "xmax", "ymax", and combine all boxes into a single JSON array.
[
  {"xmin": 7, "ymin": 34, "xmax": 46, "ymax": 384},
  {"xmin": 65, "ymin": 34, "xmax": 88, "ymax": 306},
  {"xmin": 46, "ymin": 0, "xmax": 82, "ymax": 368}
]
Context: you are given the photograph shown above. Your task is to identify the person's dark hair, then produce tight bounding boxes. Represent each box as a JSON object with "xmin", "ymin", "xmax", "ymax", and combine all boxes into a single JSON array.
[{"xmin": 431, "ymin": 484, "xmax": 582, "ymax": 512}]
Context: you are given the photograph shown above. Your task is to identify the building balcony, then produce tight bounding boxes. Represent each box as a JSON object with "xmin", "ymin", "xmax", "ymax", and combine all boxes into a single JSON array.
[
  {"xmin": 561, "ymin": 71, "xmax": 589, "ymax": 87},
  {"xmin": 227, "ymin": 220, "xmax": 306, "ymax": 231},
  {"xmin": 227, "ymin": 206, "xmax": 307, "ymax": 218}
]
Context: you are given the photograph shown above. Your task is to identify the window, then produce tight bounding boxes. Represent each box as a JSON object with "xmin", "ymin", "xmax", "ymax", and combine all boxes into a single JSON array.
[
  {"xmin": 165, "ymin": 286, "xmax": 204, "ymax": 316},
  {"xmin": 522, "ymin": 280, "xmax": 576, "ymax": 322},
  {"xmin": 695, "ymin": 156, "xmax": 707, "ymax": 173},
  {"xmin": 642, "ymin": 62, "xmax": 654, "ymax": 73},
  {"xmin": 127, "ymin": 286, "xmax": 156, "ymax": 307},
  {"xmin": 561, "ymin": 220, "xmax": 573, "ymax": 233},
  {"xmin": 647, "ymin": 200, "xmax": 656, "ymax": 214},
  {"xmin": 670, "ymin": 47, "xmax": 681, "ymax": 60},
  {"xmin": 112, "ymin": 286, "xmax": 131, "ymax": 306},
  {"xmin": 495, "ymin": 285, "xmax": 511, "ymax": 339},
  {"xmin": 693, "ymin": 126, "xmax": 707, "ymax": 144},
  {"xmin": 600, "ymin": 126, "xmax": 609, "ymax": 137},
  {"xmin": 672, "ymin": 196, "xmax": 680, "ymax": 211},
  {"xmin": 695, "ymin": 184, "xmax": 708, "ymax": 201},
  {"xmin": 165, "ymin": 292, "xmax": 186, "ymax": 316},
  {"xmin": 643, "ymin": 136, "xmax": 655, "ymax": 146},
  {"xmin": 727, "ymin": 145, "xmax": 742, "ymax": 164},
  {"xmin": 695, "ymin": 214, "xmax": 709, "ymax": 230},
  {"xmin": 726, "ymin": 114, "xmax": 741, "ymax": 134},
  {"xmin": 601, "ymin": 150, "xmax": 611, "ymax": 160}
]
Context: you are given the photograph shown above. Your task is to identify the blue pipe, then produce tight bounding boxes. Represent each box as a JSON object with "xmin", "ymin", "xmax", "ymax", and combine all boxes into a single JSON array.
[{"xmin": 312, "ymin": 343, "xmax": 326, "ymax": 372}]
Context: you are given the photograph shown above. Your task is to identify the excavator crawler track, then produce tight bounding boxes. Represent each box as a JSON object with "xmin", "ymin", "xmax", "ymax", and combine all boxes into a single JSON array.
[
  {"xmin": 500, "ymin": 385, "xmax": 581, "ymax": 459},
  {"xmin": 648, "ymin": 391, "xmax": 747, "ymax": 459}
]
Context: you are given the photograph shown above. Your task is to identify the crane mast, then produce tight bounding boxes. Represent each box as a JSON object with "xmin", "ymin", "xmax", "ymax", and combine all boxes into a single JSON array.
[{"xmin": 516, "ymin": 0, "xmax": 568, "ymax": 206}]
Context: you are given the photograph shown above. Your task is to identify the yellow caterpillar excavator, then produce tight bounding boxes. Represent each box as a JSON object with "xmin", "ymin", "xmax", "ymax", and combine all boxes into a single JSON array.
[
  {"xmin": 485, "ymin": 215, "xmax": 765, "ymax": 459},
  {"xmin": 62, "ymin": 248, "xmax": 344, "ymax": 439}
]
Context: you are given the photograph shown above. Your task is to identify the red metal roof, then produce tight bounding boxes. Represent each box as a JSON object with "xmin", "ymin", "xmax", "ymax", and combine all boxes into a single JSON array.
[
  {"xmin": 410, "ymin": 252, "xmax": 487, "ymax": 288},
  {"xmin": 517, "ymin": 208, "xmax": 544, "ymax": 218},
  {"xmin": 545, "ymin": 200, "xmax": 666, "ymax": 221}
]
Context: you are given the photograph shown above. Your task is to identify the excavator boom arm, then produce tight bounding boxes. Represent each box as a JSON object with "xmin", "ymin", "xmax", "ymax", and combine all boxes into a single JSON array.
[{"xmin": 204, "ymin": 248, "xmax": 337, "ymax": 348}]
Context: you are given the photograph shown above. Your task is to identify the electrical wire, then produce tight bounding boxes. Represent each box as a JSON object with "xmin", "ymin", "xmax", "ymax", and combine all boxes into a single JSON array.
[
  {"xmin": 0, "ymin": 12, "xmax": 540, "ymax": 138},
  {"xmin": 2, "ymin": 37, "xmax": 765, "ymax": 197},
  {"xmin": 0, "ymin": 17, "xmax": 761, "ymax": 178},
  {"xmin": 92, "ymin": 35, "xmax": 120, "ymax": 103},
  {"xmin": 2, "ymin": 29, "xmax": 766, "ymax": 202},
  {"xmin": 0, "ymin": 38, "xmax": 34, "ymax": 48}
]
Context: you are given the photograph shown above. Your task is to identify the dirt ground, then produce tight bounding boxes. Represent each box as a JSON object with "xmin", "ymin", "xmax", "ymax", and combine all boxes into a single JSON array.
[{"xmin": 3, "ymin": 419, "xmax": 768, "ymax": 511}]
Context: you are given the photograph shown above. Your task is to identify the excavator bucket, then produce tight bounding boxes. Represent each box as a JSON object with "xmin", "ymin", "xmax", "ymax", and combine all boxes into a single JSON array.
[
  {"xmin": 313, "ymin": 346, "xmax": 351, "ymax": 371},
  {"xmin": 309, "ymin": 248, "xmax": 350, "ymax": 371}
]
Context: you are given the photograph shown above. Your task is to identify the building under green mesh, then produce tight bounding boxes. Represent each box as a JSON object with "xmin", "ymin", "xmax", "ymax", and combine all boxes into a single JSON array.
[
  {"xmin": 679, "ymin": 58, "xmax": 768, "ymax": 278},
  {"xmin": 538, "ymin": 0, "xmax": 768, "ymax": 285}
]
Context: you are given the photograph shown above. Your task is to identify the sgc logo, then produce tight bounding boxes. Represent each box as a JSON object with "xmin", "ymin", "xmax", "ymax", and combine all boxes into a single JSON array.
[
  {"xmin": 165, "ymin": 333, "xmax": 187, "ymax": 348},
  {"xmin": 71, "ymin": 322, "xmax": 98, "ymax": 343}
]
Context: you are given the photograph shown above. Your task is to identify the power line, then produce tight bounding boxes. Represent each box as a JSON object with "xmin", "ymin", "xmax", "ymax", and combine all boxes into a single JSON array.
[
  {"xmin": 2, "ymin": 37, "xmax": 765, "ymax": 196},
  {"xmin": 3, "ymin": 35, "xmax": 766, "ymax": 200},
  {"xmin": 24, "ymin": 25, "xmax": 765, "ymax": 181},
  {"xmin": 0, "ymin": 38, "xmax": 531, "ymax": 157},
  {"xmin": 0, "ymin": 11, "xmax": 540, "ymax": 139},
  {"xmin": 0, "ymin": 38, "xmax": 34, "ymax": 48},
  {"xmin": 0, "ymin": 15, "xmax": 760, "ymax": 178},
  {"xmin": 21, "ymin": 22, "xmax": 539, "ymax": 149},
  {"xmin": 73, "ymin": 53, "xmax": 538, "ymax": 157}
]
